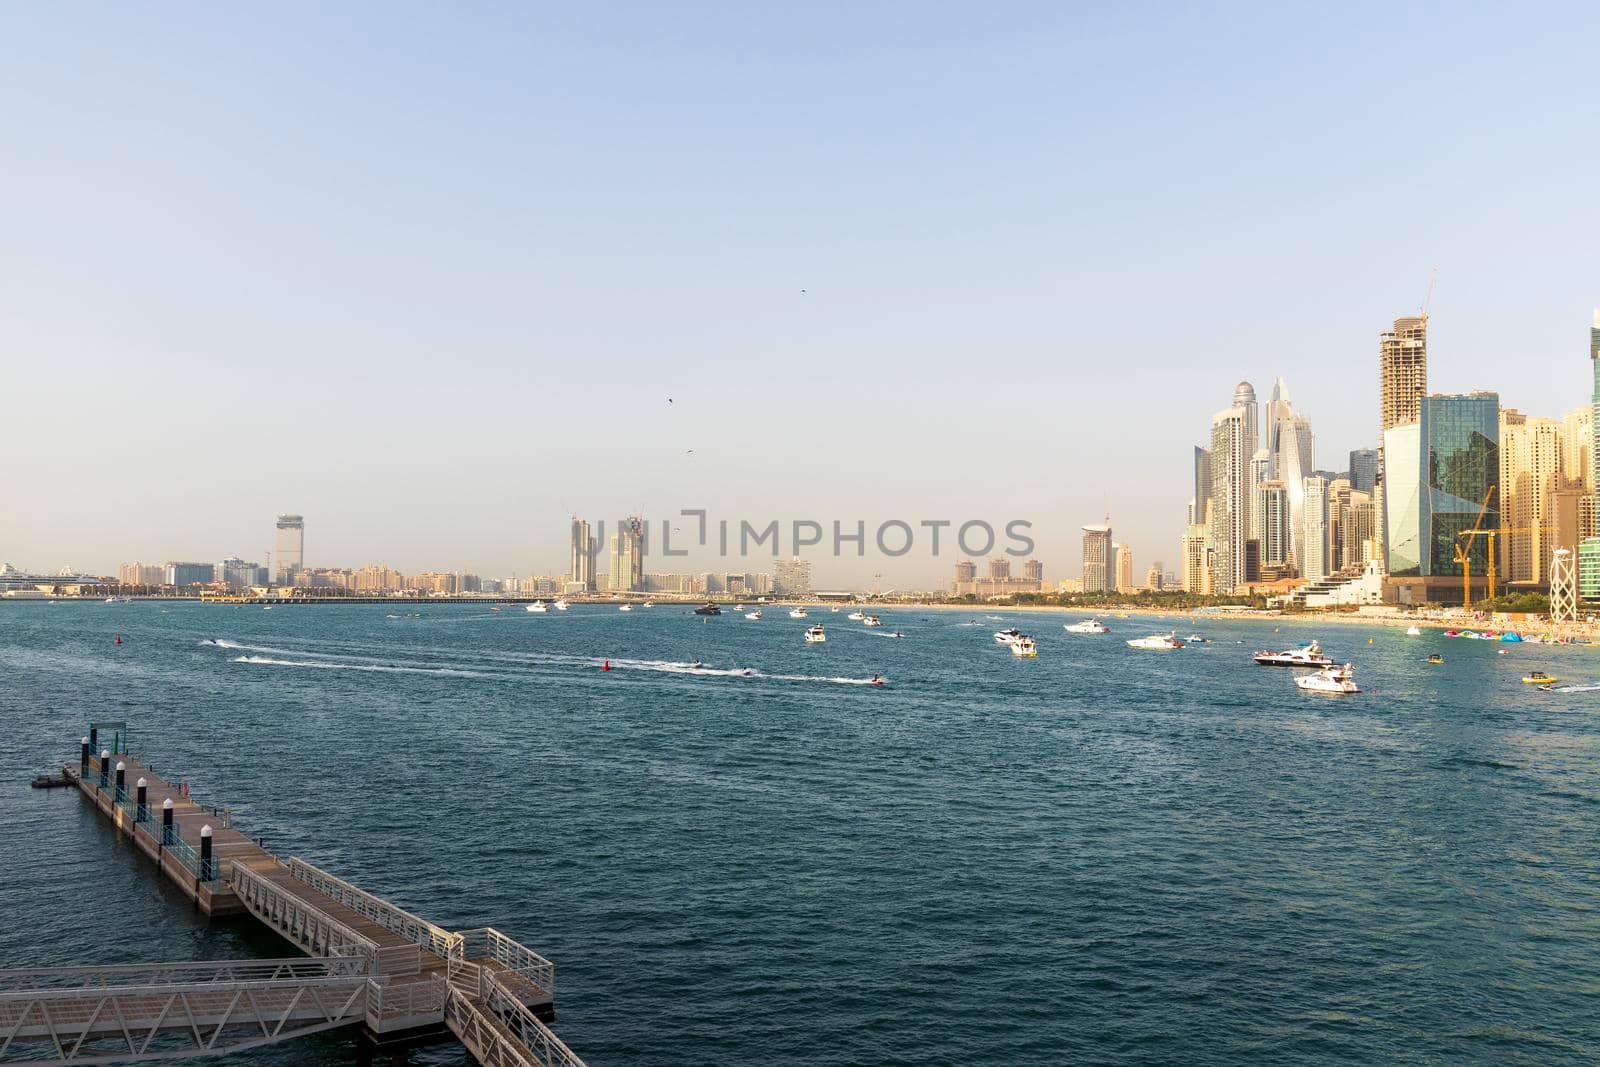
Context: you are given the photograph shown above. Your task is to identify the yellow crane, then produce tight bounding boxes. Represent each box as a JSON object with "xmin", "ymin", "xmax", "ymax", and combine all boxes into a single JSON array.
[{"xmin": 1452, "ymin": 484, "xmax": 1551, "ymax": 602}]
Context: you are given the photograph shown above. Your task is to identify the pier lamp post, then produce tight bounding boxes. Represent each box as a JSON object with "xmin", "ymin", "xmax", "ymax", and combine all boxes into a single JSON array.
[
  {"xmin": 80, "ymin": 737, "xmax": 89, "ymax": 774},
  {"xmin": 115, "ymin": 761, "xmax": 125, "ymax": 795},
  {"xmin": 200, "ymin": 825, "xmax": 214, "ymax": 882},
  {"xmin": 99, "ymin": 750, "xmax": 110, "ymax": 789},
  {"xmin": 136, "ymin": 778, "xmax": 148, "ymax": 821},
  {"xmin": 161, "ymin": 798, "xmax": 174, "ymax": 847}
]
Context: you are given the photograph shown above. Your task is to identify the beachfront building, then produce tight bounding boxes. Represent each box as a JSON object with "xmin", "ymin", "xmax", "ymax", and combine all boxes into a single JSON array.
[
  {"xmin": 1081, "ymin": 522, "xmax": 1113, "ymax": 594},
  {"xmin": 1209, "ymin": 386, "xmax": 1256, "ymax": 594}
]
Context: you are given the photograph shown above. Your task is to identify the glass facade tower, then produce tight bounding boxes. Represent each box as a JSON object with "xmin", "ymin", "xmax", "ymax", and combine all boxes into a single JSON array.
[{"xmin": 1384, "ymin": 393, "xmax": 1499, "ymax": 577}]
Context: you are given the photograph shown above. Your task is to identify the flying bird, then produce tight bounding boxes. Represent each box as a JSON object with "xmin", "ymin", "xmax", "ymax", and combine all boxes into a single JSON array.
[
  {"xmin": 685, "ymin": 449, "xmax": 694, "ymax": 455},
  {"xmin": 667, "ymin": 398, "xmax": 674, "ymax": 405}
]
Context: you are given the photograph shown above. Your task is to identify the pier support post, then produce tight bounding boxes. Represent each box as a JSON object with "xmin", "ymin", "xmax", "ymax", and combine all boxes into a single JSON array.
[
  {"xmin": 99, "ymin": 750, "xmax": 110, "ymax": 789},
  {"xmin": 136, "ymin": 778, "xmax": 148, "ymax": 821},
  {"xmin": 200, "ymin": 825, "xmax": 214, "ymax": 882},
  {"xmin": 89, "ymin": 726, "xmax": 97, "ymax": 754},
  {"xmin": 161, "ymin": 798, "xmax": 174, "ymax": 848},
  {"xmin": 80, "ymin": 737, "xmax": 89, "ymax": 774}
]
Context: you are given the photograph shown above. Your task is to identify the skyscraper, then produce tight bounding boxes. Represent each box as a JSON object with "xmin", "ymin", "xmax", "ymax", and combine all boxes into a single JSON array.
[
  {"xmin": 953, "ymin": 559, "xmax": 977, "ymax": 585},
  {"xmin": 1022, "ymin": 559, "xmax": 1044, "ymax": 582},
  {"xmin": 607, "ymin": 516, "xmax": 645, "ymax": 593},
  {"xmin": 1209, "ymin": 386, "xmax": 1255, "ymax": 594},
  {"xmin": 1381, "ymin": 317, "xmax": 1429, "ymax": 432},
  {"xmin": 1500, "ymin": 409, "xmax": 1562, "ymax": 584},
  {"xmin": 1301, "ymin": 475, "xmax": 1330, "ymax": 582},
  {"xmin": 1385, "ymin": 392, "xmax": 1499, "ymax": 584},
  {"xmin": 569, "ymin": 518, "xmax": 595, "ymax": 591},
  {"xmin": 1081, "ymin": 522, "xmax": 1113, "ymax": 594},
  {"xmin": 772, "ymin": 557, "xmax": 812, "ymax": 595},
  {"xmin": 1113, "ymin": 543, "xmax": 1134, "ymax": 593},
  {"xmin": 274, "ymin": 515, "xmax": 304, "ymax": 584},
  {"xmin": 988, "ymin": 557, "xmax": 1012, "ymax": 581},
  {"xmin": 1191, "ymin": 446, "xmax": 1212, "ymax": 525},
  {"xmin": 1248, "ymin": 448, "xmax": 1270, "ymax": 545},
  {"xmin": 1256, "ymin": 478, "xmax": 1290, "ymax": 569},
  {"xmin": 1348, "ymin": 448, "xmax": 1379, "ymax": 493},
  {"xmin": 1263, "ymin": 378, "xmax": 1314, "ymax": 574}
]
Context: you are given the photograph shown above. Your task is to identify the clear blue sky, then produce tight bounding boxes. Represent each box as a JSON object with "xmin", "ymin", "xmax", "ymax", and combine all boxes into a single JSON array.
[{"xmin": 4, "ymin": 3, "xmax": 1599, "ymax": 586}]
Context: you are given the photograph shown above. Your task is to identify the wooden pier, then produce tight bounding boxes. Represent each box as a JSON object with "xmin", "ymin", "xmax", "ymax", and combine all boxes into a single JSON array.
[{"xmin": 0, "ymin": 728, "xmax": 588, "ymax": 1066}]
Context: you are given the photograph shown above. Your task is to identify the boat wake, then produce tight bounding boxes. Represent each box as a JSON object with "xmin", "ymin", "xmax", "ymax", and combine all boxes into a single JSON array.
[
  {"xmin": 1545, "ymin": 684, "xmax": 1600, "ymax": 694},
  {"xmin": 231, "ymin": 655, "xmax": 496, "ymax": 678}
]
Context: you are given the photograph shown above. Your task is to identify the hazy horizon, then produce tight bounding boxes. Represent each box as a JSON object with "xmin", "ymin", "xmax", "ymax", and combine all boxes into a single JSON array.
[{"xmin": 5, "ymin": 4, "xmax": 1600, "ymax": 585}]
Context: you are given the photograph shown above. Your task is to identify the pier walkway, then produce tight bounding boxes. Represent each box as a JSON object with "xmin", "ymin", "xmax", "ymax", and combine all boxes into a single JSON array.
[{"xmin": 0, "ymin": 734, "xmax": 588, "ymax": 1066}]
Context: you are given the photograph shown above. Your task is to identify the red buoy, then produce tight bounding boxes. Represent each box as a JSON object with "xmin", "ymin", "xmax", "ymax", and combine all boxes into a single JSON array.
[
  {"xmin": 114, "ymin": 634, "xmax": 122, "ymax": 646},
  {"xmin": 602, "ymin": 659, "xmax": 611, "ymax": 672}
]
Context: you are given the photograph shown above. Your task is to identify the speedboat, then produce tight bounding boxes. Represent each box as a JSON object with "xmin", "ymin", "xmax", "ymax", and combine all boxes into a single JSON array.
[
  {"xmin": 862, "ymin": 614, "xmax": 882, "ymax": 627},
  {"xmin": 885, "ymin": 631, "xmax": 904, "ymax": 639},
  {"xmin": 618, "ymin": 604, "xmax": 632, "ymax": 612},
  {"xmin": 1522, "ymin": 671, "xmax": 1559, "ymax": 684},
  {"xmin": 993, "ymin": 628, "xmax": 1024, "ymax": 646},
  {"xmin": 1127, "ymin": 632, "xmax": 1183, "ymax": 651},
  {"xmin": 831, "ymin": 606, "xmax": 840, "ymax": 612},
  {"xmin": 1010, "ymin": 635, "xmax": 1038, "ymax": 657},
  {"xmin": 1405, "ymin": 624, "xmax": 1421, "ymax": 636},
  {"xmin": 1427, "ymin": 653, "xmax": 1444, "ymax": 665},
  {"xmin": 744, "ymin": 609, "xmax": 762, "ymax": 620},
  {"xmin": 1295, "ymin": 663, "xmax": 1359, "ymax": 694},
  {"xmin": 1253, "ymin": 640, "xmax": 1332, "ymax": 667},
  {"xmin": 553, "ymin": 599, "xmax": 570, "ymax": 611},
  {"xmin": 526, "ymin": 601, "xmax": 548, "ymax": 613},
  {"xmin": 848, "ymin": 610, "xmax": 866, "ymax": 621},
  {"xmin": 693, "ymin": 603, "xmax": 721, "ymax": 616},
  {"xmin": 789, "ymin": 607, "xmax": 808, "ymax": 619},
  {"xmin": 1063, "ymin": 618, "xmax": 1109, "ymax": 634},
  {"xmin": 804, "ymin": 624, "xmax": 826, "ymax": 644},
  {"xmin": 642, "ymin": 601, "xmax": 654, "ymax": 608},
  {"xmin": 1185, "ymin": 634, "xmax": 1210, "ymax": 645}
]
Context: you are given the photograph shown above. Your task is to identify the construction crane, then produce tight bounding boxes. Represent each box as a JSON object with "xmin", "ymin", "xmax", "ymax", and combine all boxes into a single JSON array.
[
  {"xmin": 1450, "ymin": 486, "xmax": 1496, "ymax": 606},
  {"xmin": 1452, "ymin": 484, "xmax": 1551, "ymax": 602},
  {"xmin": 1421, "ymin": 267, "xmax": 1438, "ymax": 322}
]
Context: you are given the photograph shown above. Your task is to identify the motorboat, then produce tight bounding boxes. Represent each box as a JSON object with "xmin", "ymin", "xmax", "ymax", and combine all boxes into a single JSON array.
[
  {"xmin": 618, "ymin": 604, "xmax": 632, "ymax": 612},
  {"xmin": 862, "ymin": 614, "xmax": 882, "ymax": 627},
  {"xmin": 1295, "ymin": 663, "xmax": 1360, "ymax": 695},
  {"xmin": 789, "ymin": 607, "xmax": 809, "ymax": 619},
  {"xmin": 1405, "ymin": 624, "xmax": 1422, "ymax": 636},
  {"xmin": 1522, "ymin": 671, "xmax": 1559, "ymax": 684},
  {"xmin": 1010, "ymin": 635, "xmax": 1038, "ymax": 657},
  {"xmin": 831, "ymin": 606, "xmax": 840, "ymax": 612},
  {"xmin": 693, "ymin": 603, "xmax": 722, "ymax": 616},
  {"xmin": 1063, "ymin": 618, "xmax": 1109, "ymax": 634},
  {"xmin": 642, "ymin": 601, "xmax": 654, "ymax": 608},
  {"xmin": 1427, "ymin": 653, "xmax": 1444, "ymax": 665},
  {"xmin": 885, "ymin": 631, "xmax": 904, "ymax": 639},
  {"xmin": 848, "ymin": 610, "xmax": 866, "ymax": 621},
  {"xmin": 1252, "ymin": 640, "xmax": 1332, "ymax": 667},
  {"xmin": 1184, "ymin": 634, "xmax": 1210, "ymax": 645},
  {"xmin": 1127, "ymin": 632, "xmax": 1184, "ymax": 651},
  {"xmin": 553, "ymin": 599, "xmax": 570, "ymax": 611},
  {"xmin": 744, "ymin": 609, "xmax": 762, "ymax": 620},
  {"xmin": 804, "ymin": 624, "xmax": 826, "ymax": 643},
  {"xmin": 526, "ymin": 601, "xmax": 548, "ymax": 613},
  {"xmin": 993, "ymin": 628, "xmax": 1024, "ymax": 646}
]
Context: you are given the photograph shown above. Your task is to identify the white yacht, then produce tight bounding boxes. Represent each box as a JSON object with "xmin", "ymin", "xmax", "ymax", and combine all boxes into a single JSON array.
[
  {"xmin": 1010, "ymin": 635, "xmax": 1038, "ymax": 657},
  {"xmin": 618, "ymin": 604, "xmax": 632, "ymax": 612},
  {"xmin": 526, "ymin": 601, "xmax": 548, "ymax": 613},
  {"xmin": 789, "ymin": 607, "xmax": 808, "ymax": 619},
  {"xmin": 848, "ymin": 610, "xmax": 866, "ymax": 621},
  {"xmin": 1127, "ymin": 632, "xmax": 1183, "ymax": 651},
  {"xmin": 1405, "ymin": 624, "xmax": 1422, "ymax": 636},
  {"xmin": 803, "ymin": 624, "xmax": 826, "ymax": 643},
  {"xmin": 862, "ymin": 614, "xmax": 882, "ymax": 627},
  {"xmin": 744, "ymin": 608, "xmax": 762, "ymax": 620},
  {"xmin": 1063, "ymin": 618, "xmax": 1109, "ymax": 634},
  {"xmin": 1253, "ymin": 640, "xmax": 1332, "ymax": 667},
  {"xmin": 553, "ymin": 599, "xmax": 570, "ymax": 611},
  {"xmin": 993, "ymin": 628, "xmax": 1024, "ymax": 646},
  {"xmin": 1295, "ymin": 663, "xmax": 1359, "ymax": 694}
]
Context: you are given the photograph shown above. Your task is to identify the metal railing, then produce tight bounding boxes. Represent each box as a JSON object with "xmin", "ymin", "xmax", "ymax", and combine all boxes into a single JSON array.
[
  {"xmin": 0, "ymin": 957, "xmax": 363, "ymax": 993},
  {"xmin": 287, "ymin": 858, "xmax": 459, "ymax": 959},
  {"xmin": 452, "ymin": 928, "xmax": 555, "ymax": 998},
  {"xmin": 445, "ymin": 974, "xmax": 588, "ymax": 1067},
  {"xmin": 231, "ymin": 864, "xmax": 379, "ymax": 963},
  {"xmin": 365, "ymin": 973, "xmax": 450, "ymax": 1027}
]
